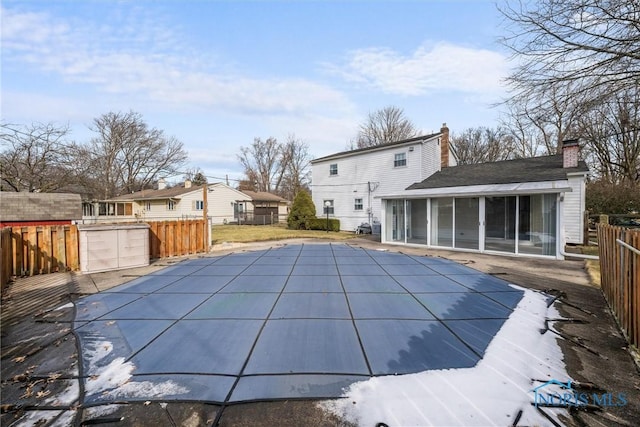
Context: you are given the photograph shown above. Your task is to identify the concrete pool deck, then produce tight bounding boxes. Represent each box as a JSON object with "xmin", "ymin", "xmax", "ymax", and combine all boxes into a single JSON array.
[{"xmin": 2, "ymin": 238, "xmax": 639, "ymax": 426}]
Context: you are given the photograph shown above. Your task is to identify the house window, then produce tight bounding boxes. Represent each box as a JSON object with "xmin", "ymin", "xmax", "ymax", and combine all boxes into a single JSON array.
[
  {"xmin": 145, "ymin": 202, "xmax": 151, "ymax": 211},
  {"xmin": 323, "ymin": 200, "xmax": 334, "ymax": 215},
  {"xmin": 329, "ymin": 163, "xmax": 338, "ymax": 176},
  {"xmin": 354, "ymin": 198, "xmax": 363, "ymax": 211},
  {"xmin": 82, "ymin": 203, "xmax": 95, "ymax": 217},
  {"xmin": 394, "ymin": 153, "xmax": 407, "ymax": 167},
  {"xmin": 116, "ymin": 202, "xmax": 132, "ymax": 216},
  {"xmin": 194, "ymin": 200, "xmax": 204, "ymax": 210},
  {"xmin": 98, "ymin": 202, "xmax": 115, "ymax": 216},
  {"xmin": 167, "ymin": 200, "xmax": 176, "ymax": 211}
]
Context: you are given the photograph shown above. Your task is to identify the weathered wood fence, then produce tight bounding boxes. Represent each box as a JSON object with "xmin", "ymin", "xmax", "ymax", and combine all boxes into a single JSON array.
[
  {"xmin": 1, "ymin": 225, "xmax": 79, "ymax": 281},
  {"xmin": 148, "ymin": 220, "xmax": 207, "ymax": 259},
  {"xmin": 597, "ymin": 224, "xmax": 640, "ymax": 348},
  {"xmin": 1, "ymin": 220, "xmax": 209, "ymax": 288}
]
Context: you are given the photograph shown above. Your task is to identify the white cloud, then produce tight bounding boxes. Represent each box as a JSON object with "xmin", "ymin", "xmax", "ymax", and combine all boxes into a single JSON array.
[
  {"xmin": 1, "ymin": 5, "xmax": 354, "ymax": 117},
  {"xmin": 327, "ymin": 41, "xmax": 509, "ymax": 96}
]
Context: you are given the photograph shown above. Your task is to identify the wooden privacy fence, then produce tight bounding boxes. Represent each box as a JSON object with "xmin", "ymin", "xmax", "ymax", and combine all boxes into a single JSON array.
[
  {"xmin": 597, "ymin": 224, "xmax": 640, "ymax": 348},
  {"xmin": 1, "ymin": 220, "xmax": 209, "ymax": 288},
  {"xmin": 1, "ymin": 225, "xmax": 79, "ymax": 285},
  {"xmin": 148, "ymin": 219, "xmax": 207, "ymax": 259}
]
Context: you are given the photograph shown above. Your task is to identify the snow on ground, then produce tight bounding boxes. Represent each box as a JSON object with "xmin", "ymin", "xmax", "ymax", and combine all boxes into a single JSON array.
[
  {"xmin": 321, "ymin": 287, "xmax": 571, "ymax": 426},
  {"xmin": 83, "ymin": 338, "xmax": 188, "ymax": 400}
]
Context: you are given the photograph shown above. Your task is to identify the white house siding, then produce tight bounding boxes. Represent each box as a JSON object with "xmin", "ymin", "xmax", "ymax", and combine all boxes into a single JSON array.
[
  {"xmin": 312, "ymin": 139, "xmax": 442, "ymax": 231},
  {"xmin": 421, "ymin": 141, "xmax": 441, "ymax": 181},
  {"xmin": 563, "ymin": 173, "xmax": 587, "ymax": 244},
  {"xmin": 207, "ymin": 184, "xmax": 249, "ymax": 224},
  {"xmin": 138, "ymin": 194, "xmax": 201, "ymax": 220}
]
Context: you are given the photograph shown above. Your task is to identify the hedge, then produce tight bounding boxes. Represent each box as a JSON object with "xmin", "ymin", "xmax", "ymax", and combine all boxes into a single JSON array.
[{"xmin": 308, "ymin": 217, "xmax": 340, "ymax": 232}]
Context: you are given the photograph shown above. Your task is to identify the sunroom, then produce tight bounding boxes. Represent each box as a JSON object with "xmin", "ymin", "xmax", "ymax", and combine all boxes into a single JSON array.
[
  {"xmin": 382, "ymin": 191, "xmax": 560, "ymax": 258},
  {"xmin": 379, "ymin": 145, "xmax": 588, "ymax": 260}
]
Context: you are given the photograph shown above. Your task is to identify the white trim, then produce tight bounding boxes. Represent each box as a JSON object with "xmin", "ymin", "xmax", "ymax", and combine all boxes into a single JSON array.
[{"xmin": 377, "ymin": 180, "xmax": 573, "ymax": 199}]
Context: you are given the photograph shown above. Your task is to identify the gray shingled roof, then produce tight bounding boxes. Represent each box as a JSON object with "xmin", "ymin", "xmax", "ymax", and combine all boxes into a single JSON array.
[
  {"xmin": 407, "ymin": 155, "xmax": 589, "ymax": 190},
  {"xmin": 239, "ymin": 190, "xmax": 288, "ymax": 203},
  {"xmin": 0, "ymin": 192, "xmax": 82, "ymax": 221},
  {"xmin": 311, "ymin": 132, "xmax": 441, "ymax": 163}
]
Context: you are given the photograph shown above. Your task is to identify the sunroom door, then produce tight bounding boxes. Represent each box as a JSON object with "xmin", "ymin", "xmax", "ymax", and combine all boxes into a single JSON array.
[{"xmin": 454, "ymin": 197, "xmax": 479, "ymax": 250}]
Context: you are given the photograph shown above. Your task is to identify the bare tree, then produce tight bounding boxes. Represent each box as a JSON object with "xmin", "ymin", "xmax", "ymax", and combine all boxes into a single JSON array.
[
  {"xmin": 355, "ymin": 106, "xmax": 419, "ymax": 148},
  {"xmin": 499, "ymin": 0, "xmax": 640, "ymax": 98},
  {"xmin": 578, "ymin": 89, "xmax": 640, "ymax": 183},
  {"xmin": 237, "ymin": 137, "xmax": 286, "ymax": 193},
  {"xmin": 502, "ymin": 83, "xmax": 582, "ymax": 156},
  {"xmin": 279, "ymin": 135, "xmax": 311, "ymax": 200},
  {"xmin": 0, "ymin": 122, "xmax": 80, "ymax": 192},
  {"xmin": 451, "ymin": 127, "xmax": 515, "ymax": 165},
  {"xmin": 86, "ymin": 111, "xmax": 188, "ymax": 198},
  {"xmin": 237, "ymin": 135, "xmax": 311, "ymax": 200},
  {"xmin": 183, "ymin": 167, "xmax": 208, "ymax": 186}
]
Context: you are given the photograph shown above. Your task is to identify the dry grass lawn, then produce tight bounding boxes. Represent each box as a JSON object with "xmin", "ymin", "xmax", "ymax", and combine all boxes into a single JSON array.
[{"xmin": 212, "ymin": 224, "xmax": 357, "ymax": 244}]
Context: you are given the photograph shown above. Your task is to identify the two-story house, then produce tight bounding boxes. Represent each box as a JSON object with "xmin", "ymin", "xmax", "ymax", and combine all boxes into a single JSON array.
[{"xmin": 310, "ymin": 124, "xmax": 456, "ymax": 231}]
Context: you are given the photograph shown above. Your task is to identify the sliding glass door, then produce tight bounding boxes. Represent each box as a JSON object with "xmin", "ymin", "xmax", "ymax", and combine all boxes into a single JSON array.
[
  {"xmin": 454, "ymin": 198, "xmax": 479, "ymax": 250},
  {"xmin": 430, "ymin": 197, "xmax": 453, "ymax": 247},
  {"xmin": 385, "ymin": 200, "xmax": 405, "ymax": 242},
  {"xmin": 518, "ymin": 194, "xmax": 557, "ymax": 256},
  {"xmin": 485, "ymin": 196, "xmax": 516, "ymax": 253}
]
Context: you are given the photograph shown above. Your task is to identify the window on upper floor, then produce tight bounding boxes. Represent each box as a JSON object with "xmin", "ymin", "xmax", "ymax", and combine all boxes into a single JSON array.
[
  {"xmin": 394, "ymin": 152, "xmax": 407, "ymax": 167},
  {"xmin": 354, "ymin": 198, "xmax": 363, "ymax": 211},
  {"xmin": 145, "ymin": 201, "xmax": 151, "ymax": 211},
  {"xmin": 329, "ymin": 163, "xmax": 338, "ymax": 176},
  {"xmin": 323, "ymin": 199, "xmax": 334, "ymax": 215},
  {"xmin": 167, "ymin": 200, "xmax": 176, "ymax": 211},
  {"xmin": 194, "ymin": 200, "xmax": 204, "ymax": 210}
]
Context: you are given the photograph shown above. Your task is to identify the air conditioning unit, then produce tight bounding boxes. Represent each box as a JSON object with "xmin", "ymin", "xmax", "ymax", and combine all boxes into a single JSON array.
[{"xmin": 408, "ymin": 146, "xmax": 414, "ymax": 152}]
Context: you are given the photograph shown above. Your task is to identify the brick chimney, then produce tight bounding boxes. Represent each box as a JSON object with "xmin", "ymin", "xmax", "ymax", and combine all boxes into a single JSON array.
[
  {"xmin": 440, "ymin": 123, "xmax": 450, "ymax": 169},
  {"xmin": 562, "ymin": 139, "xmax": 579, "ymax": 168},
  {"xmin": 184, "ymin": 179, "xmax": 192, "ymax": 189}
]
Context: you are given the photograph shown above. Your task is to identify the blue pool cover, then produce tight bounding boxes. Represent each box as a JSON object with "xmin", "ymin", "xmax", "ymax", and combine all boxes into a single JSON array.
[{"xmin": 74, "ymin": 243, "xmax": 523, "ymax": 404}]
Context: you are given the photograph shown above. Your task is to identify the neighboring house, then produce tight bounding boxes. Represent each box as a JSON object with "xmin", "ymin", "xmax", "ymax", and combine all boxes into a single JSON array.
[
  {"xmin": 207, "ymin": 183, "xmax": 256, "ymax": 224},
  {"xmin": 0, "ymin": 192, "xmax": 82, "ymax": 227},
  {"xmin": 378, "ymin": 140, "xmax": 588, "ymax": 259},
  {"xmin": 82, "ymin": 180, "xmax": 208, "ymax": 223},
  {"xmin": 81, "ymin": 181, "xmax": 287, "ymax": 225},
  {"xmin": 236, "ymin": 190, "xmax": 289, "ymax": 224},
  {"xmin": 311, "ymin": 124, "xmax": 456, "ymax": 231}
]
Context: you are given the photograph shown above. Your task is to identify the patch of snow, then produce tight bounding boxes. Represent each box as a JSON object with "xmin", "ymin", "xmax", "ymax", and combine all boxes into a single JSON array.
[
  {"xmin": 102, "ymin": 379, "xmax": 189, "ymax": 400},
  {"xmin": 85, "ymin": 356, "xmax": 135, "ymax": 395},
  {"xmin": 49, "ymin": 410, "xmax": 76, "ymax": 427},
  {"xmin": 82, "ymin": 338, "xmax": 189, "ymax": 400},
  {"xmin": 11, "ymin": 410, "xmax": 75, "ymax": 427},
  {"xmin": 45, "ymin": 379, "xmax": 79, "ymax": 406},
  {"xmin": 321, "ymin": 288, "xmax": 571, "ymax": 426},
  {"xmin": 84, "ymin": 339, "xmax": 114, "ymax": 375},
  {"xmin": 84, "ymin": 404, "xmax": 121, "ymax": 418},
  {"xmin": 54, "ymin": 302, "xmax": 74, "ymax": 310}
]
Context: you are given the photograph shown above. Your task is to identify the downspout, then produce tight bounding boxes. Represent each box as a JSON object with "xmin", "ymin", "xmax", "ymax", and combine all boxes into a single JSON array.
[{"xmin": 559, "ymin": 248, "xmax": 598, "ymax": 260}]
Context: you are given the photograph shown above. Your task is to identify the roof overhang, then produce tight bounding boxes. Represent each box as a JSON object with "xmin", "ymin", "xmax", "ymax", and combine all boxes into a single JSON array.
[{"xmin": 378, "ymin": 180, "xmax": 573, "ymax": 199}]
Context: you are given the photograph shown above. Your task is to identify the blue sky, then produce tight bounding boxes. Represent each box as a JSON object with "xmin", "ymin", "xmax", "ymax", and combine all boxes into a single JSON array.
[{"xmin": 2, "ymin": 0, "xmax": 511, "ymax": 183}]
